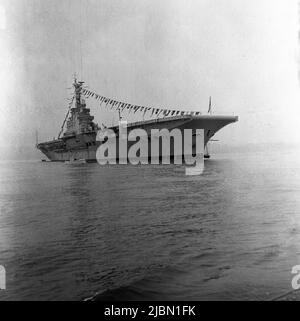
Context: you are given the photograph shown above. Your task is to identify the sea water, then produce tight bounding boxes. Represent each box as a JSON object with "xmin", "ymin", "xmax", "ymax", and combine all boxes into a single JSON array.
[{"xmin": 0, "ymin": 145, "xmax": 300, "ymax": 300}]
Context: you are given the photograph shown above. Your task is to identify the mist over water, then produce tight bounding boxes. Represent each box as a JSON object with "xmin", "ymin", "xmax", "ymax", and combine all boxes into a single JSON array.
[{"xmin": 0, "ymin": 145, "xmax": 300, "ymax": 301}]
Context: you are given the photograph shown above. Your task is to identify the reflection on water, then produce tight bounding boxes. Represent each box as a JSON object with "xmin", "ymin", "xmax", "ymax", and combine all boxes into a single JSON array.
[{"xmin": 0, "ymin": 146, "xmax": 300, "ymax": 300}]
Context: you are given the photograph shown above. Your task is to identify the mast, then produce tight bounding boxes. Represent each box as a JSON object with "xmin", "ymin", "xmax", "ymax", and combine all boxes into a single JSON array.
[
  {"xmin": 58, "ymin": 77, "xmax": 84, "ymax": 139},
  {"xmin": 75, "ymin": 79, "xmax": 85, "ymax": 108},
  {"xmin": 208, "ymin": 96, "xmax": 212, "ymax": 115},
  {"xmin": 118, "ymin": 107, "xmax": 122, "ymax": 122}
]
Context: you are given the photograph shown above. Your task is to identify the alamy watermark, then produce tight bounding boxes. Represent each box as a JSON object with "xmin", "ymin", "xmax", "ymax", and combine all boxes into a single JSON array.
[
  {"xmin": 291, "ymin": 265, "xmax": 300, "ymax": 290},
  {"xmin": 96, "ymin": 121, "xmax": 205, "ymax": 175},
  {"xmin": 0, "ymin": 265, "xmax": 5, "ymax": 290}
]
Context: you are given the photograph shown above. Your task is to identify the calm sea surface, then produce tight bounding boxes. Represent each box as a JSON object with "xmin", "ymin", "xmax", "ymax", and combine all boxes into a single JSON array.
[{"xmin": 1, "ymin": 146, "xmax": 300, "ymax": 301}]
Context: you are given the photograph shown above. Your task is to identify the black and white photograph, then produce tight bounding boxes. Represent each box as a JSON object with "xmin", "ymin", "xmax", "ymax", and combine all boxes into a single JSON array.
[{"xmin": 0, "ymin": 0, "xmax": 300, "ymax": 308}]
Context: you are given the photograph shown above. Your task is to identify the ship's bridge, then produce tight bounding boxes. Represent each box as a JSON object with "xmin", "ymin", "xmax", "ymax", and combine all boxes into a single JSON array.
[{"xmin": 64, "ymin": 102, "xmax": 95, "ymax": 136}]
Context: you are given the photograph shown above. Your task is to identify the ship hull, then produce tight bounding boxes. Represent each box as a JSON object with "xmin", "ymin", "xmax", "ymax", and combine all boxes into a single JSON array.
[{"xmin": 37, "ymin": 115, "xmax": 238, "ymax": 162}]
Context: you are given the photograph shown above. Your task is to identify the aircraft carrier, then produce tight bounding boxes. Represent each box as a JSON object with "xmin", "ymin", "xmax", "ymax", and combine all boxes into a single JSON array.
[{"xmin": 37, "ymin": 79, "xmax": 238, "ymax": 162}]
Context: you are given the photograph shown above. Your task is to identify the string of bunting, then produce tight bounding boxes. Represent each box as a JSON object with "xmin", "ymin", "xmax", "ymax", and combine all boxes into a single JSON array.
[{"xmin": 81, "ymin": 88, "xmax": 202, "ymax": 117}]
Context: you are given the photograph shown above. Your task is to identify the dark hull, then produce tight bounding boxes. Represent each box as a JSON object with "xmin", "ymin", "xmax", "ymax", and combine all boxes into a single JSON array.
[{"xmin": 37, "ymin": 115, "xmax": 238, "ymax": 162}]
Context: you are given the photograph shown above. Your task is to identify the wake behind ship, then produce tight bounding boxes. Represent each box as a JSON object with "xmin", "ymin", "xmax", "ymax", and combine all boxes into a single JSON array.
[{"xmin": 37, "ymin": 79, "xmax": 238, "ymax": 162}]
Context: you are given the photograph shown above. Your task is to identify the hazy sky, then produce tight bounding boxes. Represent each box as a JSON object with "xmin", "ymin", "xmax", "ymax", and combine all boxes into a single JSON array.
[{"xmin": 0, "ymin": 0, "xmax": 299, "ymax": 159}]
